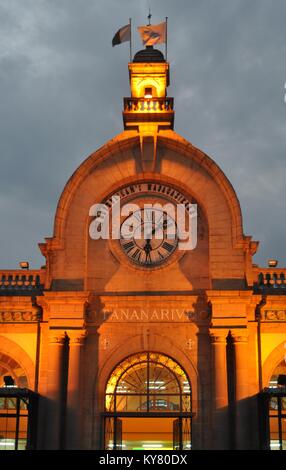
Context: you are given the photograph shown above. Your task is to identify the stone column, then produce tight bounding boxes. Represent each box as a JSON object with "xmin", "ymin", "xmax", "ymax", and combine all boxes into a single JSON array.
[
  {"xmin": 210, "ymin": 333, "xmax": 229, "ymax": 449},
  {"xmin": 233, "ymin": 334, "xmax": 249, "ymax": 449},
  {"xmin": 45, "ymin": 334, "xmax": 66, "ymax": 449},
  {"xmin": 65, "ymin": 333, "xmax": 86, "ymax": 449}
]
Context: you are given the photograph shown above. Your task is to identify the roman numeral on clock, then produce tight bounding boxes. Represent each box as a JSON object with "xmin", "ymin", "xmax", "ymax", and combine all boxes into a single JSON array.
[
  {"xmin": 131, "ymin": 249, "xmax": 141, "ymax": 261},
  {"xmin": 162, "ymin": 241, "xmax": 174, "ymax": 253},
  {"xmin": 122, "ymin": 241, "xmax": 135, "ymax": 253}
]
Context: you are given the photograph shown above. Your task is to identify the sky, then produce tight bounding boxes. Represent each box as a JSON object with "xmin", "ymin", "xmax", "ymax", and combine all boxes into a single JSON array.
[{"xmin": 0, "ymin": 0, "xmax": 285, "ymax": 269}]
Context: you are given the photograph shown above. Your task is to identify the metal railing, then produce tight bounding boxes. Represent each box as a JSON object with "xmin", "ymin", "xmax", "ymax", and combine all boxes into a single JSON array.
[{"xmin": 123, "ymin": 97, "xmax": 174, "ymax": 113}]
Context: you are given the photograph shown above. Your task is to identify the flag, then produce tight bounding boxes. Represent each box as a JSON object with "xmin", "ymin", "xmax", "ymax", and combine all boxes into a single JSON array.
[
  {"xmin": 112, "ymin": 24, "xmax": 131, "ymax": 47},
  {"xmin": 137, "ymin": 21, "xmax": 166, "ymax": 46}
]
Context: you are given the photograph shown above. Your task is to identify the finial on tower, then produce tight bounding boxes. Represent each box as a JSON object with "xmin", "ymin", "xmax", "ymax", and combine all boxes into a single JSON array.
[{"xmin": 147, "ymin": 8, "xmax": 152, "ymax": 26}]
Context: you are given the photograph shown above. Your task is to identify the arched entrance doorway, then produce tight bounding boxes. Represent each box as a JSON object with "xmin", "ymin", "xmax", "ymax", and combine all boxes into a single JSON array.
[
  {"xmin": 267, "ymin": 360, "xmax": 286, "ymax": 450},
  {"xmin": 0, "ymin": 352, "xmax": 34, "ymax": 450},
  {"xmin": 103, "ymin": 352, "xmax": 192, "ymax": 450}
]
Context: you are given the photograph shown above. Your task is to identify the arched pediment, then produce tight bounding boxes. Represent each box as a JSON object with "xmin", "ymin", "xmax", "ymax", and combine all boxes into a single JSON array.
[
  {"xmin": 51, "ymin": 130, "xmax": 243, "ymax": 246},
  {"xmin": 40, "ymin": 130, "xmax": 254, "ymax": 289}
]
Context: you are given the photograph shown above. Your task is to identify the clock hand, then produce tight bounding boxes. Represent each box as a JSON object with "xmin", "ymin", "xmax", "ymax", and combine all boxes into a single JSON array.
[
  {"xmin": 143, "ymin": 239, "xmax": 153, "ymax": 261},
  {"xmin": 152, "ymin": 220, "xmax": 168, "ymax": 234},
  {"xmin": 145, "ymin": 220, "xmax": 168, "ymax": 240},
  {"xmin": 143, "ymin": 239, "xmax": 152, "ymax": 251}
]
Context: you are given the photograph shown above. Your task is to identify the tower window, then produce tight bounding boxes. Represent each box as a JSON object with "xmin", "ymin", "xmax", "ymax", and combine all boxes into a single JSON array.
[{"xmin": 144, "ymin": 87, "xmax": 153, "ymax": 99}]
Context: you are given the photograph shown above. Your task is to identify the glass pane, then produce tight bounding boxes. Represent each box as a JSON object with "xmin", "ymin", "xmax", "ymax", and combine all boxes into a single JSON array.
[
  {"xmin": 269, "ymin": 417, "xmax": 281, "ymax": 450},
  {"xmin": 105, "ymin": 417, "xmax": 114, "ymax": 450},
  {"xmin": 116, "ymin": 395, "xmax": 148, "ymax": 412},
  {"xmin": 106, "ymin": 352, "xmax": 191, "ymax": 395},
  {"xmin": 17, "ymin": 439, "xmax": 27, "ymax": 451},
  {"xmin": 18, "ymin": 416, "xmax": 28, "ymax": 450},
  {"xmin": 149, "ymin": 353, "xmax": 189, "ymax": 392},
  {"xmin": 105, "ymin": 394, "xmax": 115, "ymax": 412},
  {"xmin": 173, "ymin": 418, "xmax": 180, "ymax": 450},
  {"xmin": 269, "ymin": 397, "xmax": 279, "ymax": 415},
  {"xmin": 148, "ymin": 395, "xmax": 180, "ymax": 412},
  {"xmin": 0, "ymin": 439, "xmax": 16, "ymax": 450},
  {"xmin": 182, "ymin": 418, "xmax": 192, "ymax": 450},
  {"xmin": 269, "ymin": 360, "xmax": 286, "ymax": 388},
  {"xmin": 106, "ymin": 353, "xmax": 148, "ymax": 395},
  {"xmin": 118, "ymin": 364, "xmax": 148, "ymax": 394},
  {"xmin": 149, "ymin": 364, "xmax": 180, "ymax": 394},
  {"xmin": 105, "ymin": 352, "xmax": 192, "ymax": 414},
  {"xmin": 0, "ymin": 397, "xmax": 17, "ymax": 410},
  {"xmin": 282, "ymin": 418, "xmax": 286, "ymax": 451},
  {"xmin": 115, "ymin": 418, "xmax": 123, "ymax": 450},
  {"xmin": 182, "ymin": 394, "xmax": 192, "ymax": 412},
  {"xmin": 0, "ymin": 417, "xmax": 16, "ymax": 450}
]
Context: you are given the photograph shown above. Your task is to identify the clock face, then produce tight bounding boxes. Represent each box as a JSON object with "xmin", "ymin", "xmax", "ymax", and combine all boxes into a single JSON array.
[{"xmin": 120, "ymin": 208, "xmax": 178, "ymax": 267}]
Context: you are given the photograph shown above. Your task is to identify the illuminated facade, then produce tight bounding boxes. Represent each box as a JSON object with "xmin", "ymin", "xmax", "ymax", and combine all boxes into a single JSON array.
[{"xmin": 0, "ymin": 45, "xmax": 285, "ymax": 450}]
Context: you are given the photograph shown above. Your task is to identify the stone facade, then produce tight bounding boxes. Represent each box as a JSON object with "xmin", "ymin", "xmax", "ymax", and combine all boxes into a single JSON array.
[{"xmin": 0, "ymin": 46, "xmax": 285, "ymax": 450}]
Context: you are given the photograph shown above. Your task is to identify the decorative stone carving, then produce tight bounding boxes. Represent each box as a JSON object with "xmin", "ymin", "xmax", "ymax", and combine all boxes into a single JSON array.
[
  {"xmin": 263, "ymin": 310, "xmax": 286, "ymax": 321},
  {"xmin": 69, "ymin": 334, "xmax": 86, "ymax": 346},
  {"xmin": 100, "ymin": 338, "xmax": 110, "ymax": 350},
  {"xmin": 232, "ymin": 335, "xmax": 248, "ymax": 343},
  {"xmin": 210, "ymin": 334, "xmax": 227, "ymax": 344},
  {"xmin": 0, "ymin": 311, "xmax": 37, "ymax": 322},
  {"xmin": 186, "ymin": 338, "xmax": 194, "ymax": 350},
  {"xmin": 49, "ymin": 334, "xmax": 67, "ymax": 344}
]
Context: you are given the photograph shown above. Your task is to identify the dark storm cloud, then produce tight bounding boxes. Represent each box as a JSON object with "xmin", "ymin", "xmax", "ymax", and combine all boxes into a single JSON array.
[{"xmin": 0, "ymin": 0, "xmax": 285, "ymax": 267}]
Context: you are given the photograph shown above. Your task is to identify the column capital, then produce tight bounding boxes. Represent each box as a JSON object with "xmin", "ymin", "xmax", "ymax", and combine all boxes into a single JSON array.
[
  {"xmin": 232, "ymin": 334, "xmax": 248, "ymax": 344},
  {"xmin": 209, "ymin": 332, "xmax": 227, "ymax": 344},
  {"xmin": 49, "ymin": 333, "xmax": 66, "ymax": 345},
  {"xmin": 68, "ymin": 331, "xmax": 87, "ymax": 346}
]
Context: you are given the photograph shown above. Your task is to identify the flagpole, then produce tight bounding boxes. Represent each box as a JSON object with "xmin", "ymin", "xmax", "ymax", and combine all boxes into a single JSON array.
[
  {"xmin": 129, "ymin": 18, "xmax": 132, "ymax": 62},
  {"xmin": 165, "ymin": 17, "xmax": 168, "ymax": 61}
]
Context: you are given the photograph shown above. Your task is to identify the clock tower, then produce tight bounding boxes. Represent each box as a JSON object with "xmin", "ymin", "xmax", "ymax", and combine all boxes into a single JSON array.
[
  {"xmin": 38, "ymin": 44, "xmax": 257, "ymax": 449},
  {"xmin": 123, "ymin": 45, "xmax": 174, "ymax": 173},
  {"xmin": 123, "ymin": 45, "xmax": 173, "ymax": 131}
]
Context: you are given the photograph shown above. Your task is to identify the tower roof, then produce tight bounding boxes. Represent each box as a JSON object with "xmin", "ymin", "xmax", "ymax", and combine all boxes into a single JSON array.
[{"xmin": 133, "ymin": 45, "xmax": 165, "ymax": 63}]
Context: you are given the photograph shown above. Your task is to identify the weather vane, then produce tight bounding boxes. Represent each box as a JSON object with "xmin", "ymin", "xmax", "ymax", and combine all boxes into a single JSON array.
[{"xmin": 147, "ymin": 7, "xmax": 152, "ymax": 26}]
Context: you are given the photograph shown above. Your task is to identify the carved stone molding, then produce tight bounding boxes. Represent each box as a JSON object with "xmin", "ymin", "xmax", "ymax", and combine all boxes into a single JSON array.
[
  {"xmin": 210, "ymin": 334, "xmax": 227, "ymax": 344},
  {"xmin": 262, "ymin": 310, "xmax": 286, "ymax": 321},
  {"xmin": 69, "ymin": 334, "xmax": 86, "ymax": 346},
  {"xmin": 100, "ymin": 338, "xmax": 110, "ymax": 350},
  {"xmin": 49, "ymin": 334, "xmax": 66, "ymax": 345},
  {"xmin": 0, "ymin": 311, "xmax": 37, "ymax": 322},
  {"xmin": 232, "ymin": 335, "xmax": 248, "ymax": 344}
]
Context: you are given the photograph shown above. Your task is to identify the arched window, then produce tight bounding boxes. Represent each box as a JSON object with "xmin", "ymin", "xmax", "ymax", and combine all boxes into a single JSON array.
[
  {"xmin": 0, "ymin": 352, "xmax": 33, "ymax": 450},
  {"xmin": 0, "ymin": 352, "xmax": 28, "ymax": 389},
  {"xmin": 269, "ymin": 359, "xmax": 286, "ymax": 389},
  {"xmin": 266, "ymin": 359, "xmax": 286, "ymax": 450},
  {"xmin": 104, "ymin": 352, "xmax": 192, "ymax": 450},
  {"xmin": 105, "ymin": 352, "xmax": 191, "ymax": 413}
]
